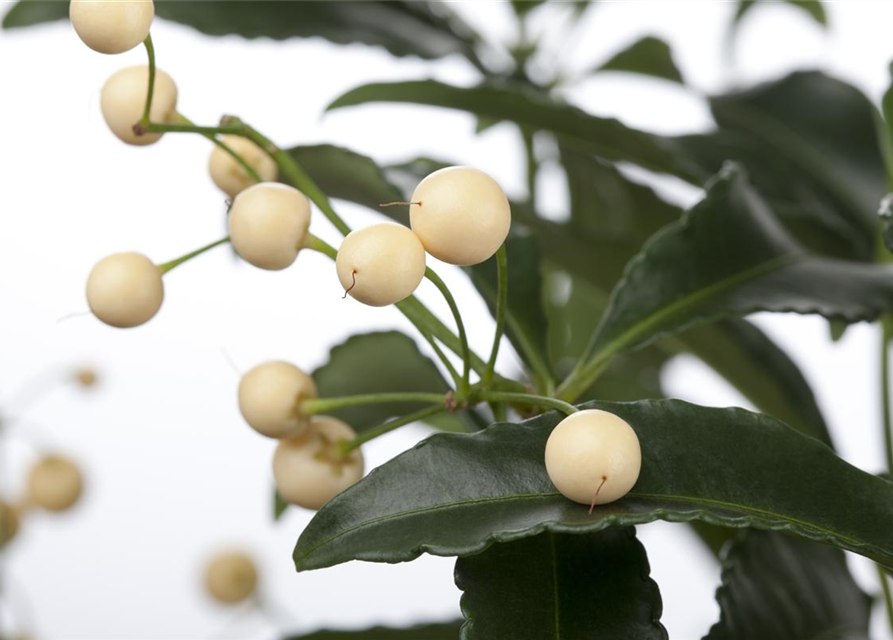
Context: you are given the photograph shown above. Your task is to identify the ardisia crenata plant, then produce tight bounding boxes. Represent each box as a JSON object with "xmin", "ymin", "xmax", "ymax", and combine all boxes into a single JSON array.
[{"xmin": 9, "ymin": 0, "xmax": 893, "ymax": 637}]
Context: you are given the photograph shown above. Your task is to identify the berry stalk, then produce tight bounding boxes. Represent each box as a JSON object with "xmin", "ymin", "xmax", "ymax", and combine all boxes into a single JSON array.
[
  {"xmin": 157, "ymin": 236, "xmax": 230, "ymax": 274},
  {"xmin": 301, "ymin": 393, "xmax": 448, "ymax": 415},
  {"xmin": 482, "ymin": 244, "xmax": 508, "ymax": 389}
]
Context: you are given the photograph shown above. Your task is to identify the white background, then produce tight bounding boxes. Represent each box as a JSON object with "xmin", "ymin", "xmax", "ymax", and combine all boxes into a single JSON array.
[{"xmin": 1, "ymin": 1, "xmax": 892, "ymax": 639}]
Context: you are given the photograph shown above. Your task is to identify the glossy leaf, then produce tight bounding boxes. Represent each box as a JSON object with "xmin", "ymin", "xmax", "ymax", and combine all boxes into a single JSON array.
[
  {"xmin": 595, "ymin": 36, "xmax": 683, "ymax": 84},
  {"xmin": 456, "ymin": 528, "xmax": 666, "ymax": 640},
  {"xmin": 2, "ymin": 0, "xmax": 485, "ymax": 67},
  {"xmin": 328, "ymin": 80, "xmax": 700, "ymax": 180},
  {"xmin": 293, "ymin": 398, "xmax": 893, "ymax": 572},
  {"xmin": 705, "ymin": 530, "xmax": 871, "ymax": 640},
  {"xmin": 581, "ymin": 164, "xmax": 893, "ymax": 372},
  {"xmin": 285, "ymin": 621, "xmax": 462, "ymax": 640},
  {"xmin": 312, "ymin": 332, "xmax": 463, "ymax": 433},
  {"xmin": 732, "ymin": 0, "xmax": 827, "ymax": 29}
]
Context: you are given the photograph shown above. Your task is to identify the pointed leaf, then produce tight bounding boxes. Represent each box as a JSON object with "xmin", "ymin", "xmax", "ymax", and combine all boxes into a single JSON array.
[
  {"xmin": 274, "ymin": 490, "xmax": 289, "ymax": 521},
  {"xmin": 293, "ymin": 398, "xmax": 893, "ymax": 572},
  {"xmin": 285, "ymin": 621, "xmax": 463, "ymax": 640},
  {"xmin": 705, "ymin": 531, "xmax": 871, "ymax": 640},
  {"xmin": 595, "ymin": 36, "xmax": 683, "ymax": 84},
  {"xmin": 456, "ymin": 528, "xmax": 666, "ymax": 640}
]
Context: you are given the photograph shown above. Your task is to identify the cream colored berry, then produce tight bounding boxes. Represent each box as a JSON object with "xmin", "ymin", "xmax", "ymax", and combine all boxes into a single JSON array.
[
  {"xmin": 100, "ymin": 66, "xmax": 177, "ymax": 146},
  {"xmin": 238, "ymin": 361, "xmax": 317, "ymax": 439},
  {"xmin": 336, "ymin": 223, "xmax": 426, "ymax": 307},
  {"xmin": 273, "ymin": 416, "xmax": 364, "ymax": 510},
  {"xmin": 27, "ymin": 455, "xmax": 84, "ymax": 512},
  {"xmin": 229, "ymin": 183, "xmax": 311, "ymax": 270},
  {"xmin": 409, "ymin": 166, "xmax": 511, "ymax": 266},
  {"xmin": 544, "ymin": 409, "xmax": 641, "ymax": 508},
  {"xmin": 205, "ymin": 551, "xmax": 258, "ymax": 604},
  {"xmin": 74, "ymin": 367, "xmax": 98, "ymax": 388},
  {"xmin": 209, "ymin": 136, "xmax": 278, "ymax": 198},
  {"xmin": 86, "ymin": 252, "xmax": 164, "ymax": 328},
  {"xmin": 0, "ymin": 500, "xmax": 20, "ymax": 549},
  {"xmin": 70, "ymin": 0, "xmax": 154, "ymax": 54}
]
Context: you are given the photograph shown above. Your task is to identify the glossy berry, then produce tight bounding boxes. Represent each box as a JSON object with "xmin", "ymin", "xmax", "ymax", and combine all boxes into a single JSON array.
[
  {"xmin": 86, "ymin": 252, "xmax": 164, "ymax": 328},
  {"xmin": 101, "ymin": 66, "xmax": 177, "ymax": 146},
  {"xmin": 410, "ymin": 166, "xmax": 511, "ymax": 266},
  {"xmin": 208, "ymin": 136, "xmax": 278, "ymax": 198},
  {"xmin": 238, "ymin": 361, "xmax": 317, "ymax": 439},
  {"xmin": 70, "ymin": 0, "xmax": 154, "ymax": 55},
  {"xmin": 229, "ymin": 183, "xmax": 311, "ymax": 270},
  {"xmin": 27, "ymin": 455, "xmax": 84, "ymax": 512},
  {"xmin": 544, "ymin": 409, "xmax": 641, "ymax": 508},
  {"xmin": 0, "ymin": 500, "xmax": 19, "ymax": 549},
  {"xmin": 272, "ymin": 416, "xmax": 364, "ymax": 510},
  {"xmin": 335, "ymin": 223, "xmax": 426, "ymax": 307},
  {"xmin": 205, "ymin": 551, "xmax": 258, "ymax": 604}
]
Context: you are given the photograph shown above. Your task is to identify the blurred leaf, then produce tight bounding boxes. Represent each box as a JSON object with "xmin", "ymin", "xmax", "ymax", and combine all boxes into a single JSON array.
[
  {"xmin": 881, "ymin": 194, "xmax": 893, "ymax": 256},
  {"xmin": 467, "ymin": 233, "xmax": 552, "ymax": 389},
  {"xmin": 705, "ymin": 530, "xmax": 871, "ymax": 640},
  {"xmin": 293, "ymin": 398, "xmax": 893, "ymax": 572},
  {"xmin": 274, "ymin": 490, "xmax": 289, "ymax": 521},
  {"xmin": 284, "ymin": 621, "xmax": 462, "ymax": 640},
  {"xmin": 2, "ymin": 0, "xmax": 487, "ymax": 68},
  {"xmin": 456, "ymin": 528, "xmax": 666, "ymax": 640},
  {"xmin": 829, "ymin": 318, "xmax": 849, "ymax": 342},
  {"xmin": 595, "ymin": 36, "xmax": 683, "ymax": 84},
  {"xmin": 510, "ymin": 0, "xmax": 548, "ymax": 17},
  {"xmin": 328, "ymin": 80, "xmax": 701, "ymax": 180},
  {"xmin": 733, "ymin": 0, "xmax": 827, "ymax": 29},
  {"xmin": 312, "ymin": 332, "xmax": 464, "ymax": 433}
]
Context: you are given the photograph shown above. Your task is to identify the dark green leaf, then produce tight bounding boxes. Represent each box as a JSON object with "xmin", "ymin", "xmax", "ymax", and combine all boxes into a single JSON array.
[
  {"xmin": 328, "ymin": 80, "xmax": 701, "ymax": 180},
  {"xmin": 733, "ymin": 0, "xmax": 827, "ymax": 28},
  {"xmin": 3, "ymin": 0, "xmax": 485, "ymax": 67},
  {"xmin": 467, "ymin": 233, "xmax": 552, "ymax": 387},
  {"xmin": 456, "ymin": 528, "xmax": 666, "ymax": 640},
  {"xmin": 705, "ymin": 531, "xmax": 871, "ymax": 640},
  {"xmin": 581, "ymin": 165, "xmax": 893, "ymax": 372},
  {"xmin": 881, "ymin": 194, "xmax": 893, "ymax": 256},
  {"xmin": 285, "ymin": 621, "xmax": 462, "ymax": 640},
  {"xmin": 293, "ymin": 398, "xmax": 893, "ymax": 571},
  {"xmin": 287, "ymin": 145, "xmax": 403, "ymax": 217},
  {"xmin": 274, "ymin": 490, "xmax": 289, "ymax": 521},
  {"xmin": 312, "ymin": 332, "xmax": 463, "ymax": 433},
  {"xmin": 595, "ymin": 36, "xmax": 683, "ymax": 84}
]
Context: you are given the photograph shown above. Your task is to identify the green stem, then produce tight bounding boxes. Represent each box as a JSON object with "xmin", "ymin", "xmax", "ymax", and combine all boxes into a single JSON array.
[
  {"xmin": 176, "ymin": 114, "xmax": 263, "ymax": 184},
  {"xmin": 556, "ymin": 351, "xmax": 612, "ymax": 402},
  {"xmin": 419, "ymin": 328, "xmax": 463, "ymax": 389},
  {"xmin": 340, "ymin": 405, "xmax": 445, "ymax": 454},
  {"xmin": 139, "ymin": 34, "xmax": 155, "ymax": 126},
  {"xmin": 144, "ymin": 122, "xmax": 244, "ymax": 136},
  {"xmin": 425, "ymin": 268, "xmax": 471, "ymax": 397},
  {"xmin": 883, "ymin": 315, "xmax": 893, "ymax": 472},
  {"xmin": 878, "ymin": 564, "xmax": 893, "ymax": 638},
  {"xmin": 478, "ymin": 391, "xmax": 578, "ymax": 416},
  {"xmin": 522, "ymin": 127, "xmax": 537, "ymax": 203},
  {"xmin": 483, "ymin": 245, "xmax": 508, "ymax": 388},
  {"xmin": 302, "ymin": 393, "xmax": 446, "ymax": 415},
  {"xmin": 158, "ymin": 236, "xmax": 230, "ymax": 274}
]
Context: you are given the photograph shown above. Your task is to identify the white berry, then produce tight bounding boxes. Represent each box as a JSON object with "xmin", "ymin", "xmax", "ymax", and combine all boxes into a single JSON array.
[
  {"xmin": 272, "ymin": 416, "xmax": 364, "ymax": 510},
  {"xmin": 544, "ymin": 409, "xmax": 641, "ymax": 507},
  {"xmin": 229, "ymin": 183, "xmax": 311, "ymax": 270},
  {"xmin": 205, "ymin": 551, "xmax": 258, "ymax": 604},
  {"xmin": 0, "ymin": 500, "xmax": 20, "ymax": 549},
  {"xmin": 70, "ymin": 0, "xmax": 154, "ymax": 54},
  {"xmin": 209, "ymin": 136, "xmax": 278, "ymax": 198},
  {"xmin": 336, "ymin": 223, "xmax": 426, "ymax": 307},
  {"xmin": 410, "ymin": 166, "xmax": 511, "ymax": 266},
  {"xmin": 100, "ymin": 65, "xmax": 177, "ymax": 146},
  {"xmin": 86, "ymin": 252, "xmax": 164, "ymax": 328},
  {"xmin": 27, "ymin": 455, "xmax": 84, "ymax": 512},
  {"xmin": 238, "ymin": 361, "xmax": 317, "ymax": 439}
]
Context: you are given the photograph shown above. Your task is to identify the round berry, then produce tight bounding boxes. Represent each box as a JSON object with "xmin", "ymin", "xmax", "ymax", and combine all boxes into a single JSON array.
[
  {"xmin": 0, "ymin": 500, "xmax": 20, "ymax": 549},
  {"xmin": 209, "ymin": 136, "xmax": 278, "ymax": 198},
  {"xmin": 27, "ymin": 455, "xmax": 84, "ymax": 512},
  {"xmin": 544, "ymin": 409, "xmax": 641, "ymax": 507},
  {"xmin": 70, "ymin": 0, "xmax": 154, "ymax": 54},
  {"xmin": 238, "ymin": 361, "xmax": 317, "ymax": 439},
  {"xmin": 272, "ymin": 416, "xmax": 364, "ymax": 510},
  {"xmin": 229, "ymin": 183, "xmax": 311, "ymax": 270},
  {"xmin": 86, "ymin": 252, "xmax": 164, "ymax": 328},
  {"xmin": 409, "ymin": 166, "xmax": 511, "ymax": 266},
  {"xmin": 100, "ymin": 65, "xmax": 177, "ymax": 146},
  {"xmin": 335, "ymin": 223, "xmax": 426, "ymax": 307},
  {"xmin": 205, "ymin": 551, "xmax": 258, "ymax": 605}
]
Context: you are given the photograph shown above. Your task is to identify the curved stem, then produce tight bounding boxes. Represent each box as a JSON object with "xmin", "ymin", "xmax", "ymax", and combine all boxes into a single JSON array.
[
  {"xmin": 425, "ymin": 268, "xmax": 471, "ymax": 397},
  {"xmin": 883, "ymin": 315, "xmax": 893, "ymax": 471},
  {"xmin": 477, "ymin": 391, "xmax": 577, "ymax": 416},
  {"xmin": 302, "ymin": 393, "xmax": 446, "ymax": 415},
  {"xmin": 419, "ymin": 328, "xmax": 462, "ymax": 389},
  {"xmin": 340, "ymin": 405, "xmax": 445, "ymax": 454},
  {"xmin": 175, "ymin": 114, "xmax": 263, "ymax": 184},
  {"xmin": 483, "ymin": 244, "xmax": 508, "ymax": 388},
  {"xmin": 139, "ymin": 34, "xmax": 155, "ymax": 126},
  {"xmin": 158, "ymin": 236, "xmax": 230, "ymax": 274}
]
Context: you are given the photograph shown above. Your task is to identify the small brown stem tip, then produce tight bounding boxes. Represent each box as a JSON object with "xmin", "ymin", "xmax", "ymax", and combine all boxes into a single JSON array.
[
  {"xmin": 589, "ymin": 475, "xmax": 608, "ymax": 515},
  {"xmin": 342, "ymin": 270, "xmax": 357, "ymax": 299},
  {"xmin": 132, "ymin": 123, "xmax": 147, "ymax": 137}
]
